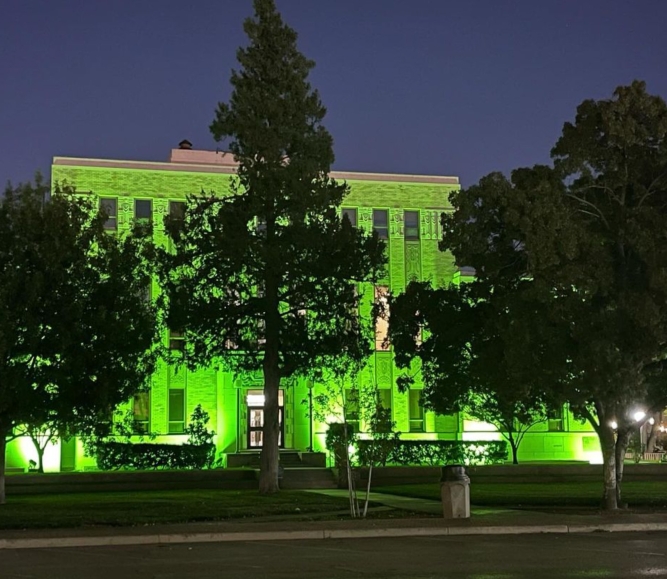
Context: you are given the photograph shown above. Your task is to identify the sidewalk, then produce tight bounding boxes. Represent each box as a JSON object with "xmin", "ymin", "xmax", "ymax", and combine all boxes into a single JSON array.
[{"xmin": 1, "ymin": 490, "xmax": 667, "ymax": 550}]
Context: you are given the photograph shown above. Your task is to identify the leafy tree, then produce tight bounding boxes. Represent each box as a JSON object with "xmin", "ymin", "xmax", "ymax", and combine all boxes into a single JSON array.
[
  {"xmin": 434, "ymin": 81, "xmax": 667, "ymax": 509},
  {"xmin": 14, "ymin": 421, "xmax": 59, "ymax": 474},
  {"xmin": 185, "ymin": 404, "xmax": 215, "ymax": 447},
  {"xmin": 356, "ymin": 393, "xmax": 400, "ymax": 517},
  {"xmin": 159, "ymin": 0, "xmax": 385, "ymax": 493},
  {"xmin": 0, "ymin": 178, "xmax": 159, "ymax": 503},
  {"xmin": 390, "ymin": 281, "xmax": 548, "ymax": 465}
]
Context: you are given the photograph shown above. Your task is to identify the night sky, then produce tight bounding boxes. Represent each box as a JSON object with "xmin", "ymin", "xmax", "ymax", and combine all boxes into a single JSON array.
[{"xmin": 1, "ymin": 0, "xmax": 666, "ymax": 188}]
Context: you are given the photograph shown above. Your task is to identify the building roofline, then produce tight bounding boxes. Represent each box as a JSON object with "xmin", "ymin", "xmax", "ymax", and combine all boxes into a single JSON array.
[{"xmin": 52, "ymin": 156, "xmax": 460, "ymax": 185}]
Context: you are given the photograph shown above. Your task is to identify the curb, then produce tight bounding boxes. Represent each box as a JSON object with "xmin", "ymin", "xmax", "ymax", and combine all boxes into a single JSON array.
[{"xmin": 3, "ymin": 522, "xmax": 667, "ymax": 550}]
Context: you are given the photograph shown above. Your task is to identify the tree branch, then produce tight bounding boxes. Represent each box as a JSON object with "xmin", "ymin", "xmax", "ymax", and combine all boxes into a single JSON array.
[{"xmin": 567, "ymin": 193, "xmax": 610, "ymax": 229}]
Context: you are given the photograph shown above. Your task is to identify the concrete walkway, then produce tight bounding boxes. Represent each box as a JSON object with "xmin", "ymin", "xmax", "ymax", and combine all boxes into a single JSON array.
[{"xmin": 2, "ymin": 490, "xmax": 667, "ymax": 550}]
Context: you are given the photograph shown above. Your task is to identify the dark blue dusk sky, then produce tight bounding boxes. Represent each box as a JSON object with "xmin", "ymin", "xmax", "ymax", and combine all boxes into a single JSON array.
[{"xmin": 1, "ymin": 0, "xmax": 666, "ymax": 188}]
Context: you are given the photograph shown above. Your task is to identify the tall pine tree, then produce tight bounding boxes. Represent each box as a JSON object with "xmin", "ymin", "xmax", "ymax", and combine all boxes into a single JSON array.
[{"xmin": 161, "ymin": 0, "xmax": 385, "ymax": 493}]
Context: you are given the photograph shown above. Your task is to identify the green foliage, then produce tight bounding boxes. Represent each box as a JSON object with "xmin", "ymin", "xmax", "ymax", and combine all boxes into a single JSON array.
[
  {"xmin": 158, "ymin": 0, "xmax": 385, "ymax": 492},
  {"xmin": 95, "ymin": 442, "xmax": 216, "ymax": 471},
  {"xmin": 325, "ymin": 422, "xmax": 356, "ymax": 467},
  {"xmin": 357, "ymin": 395, "xmax": 401, "ymax": 467},
  {"xmin": 326, "ymin": 421, "xmax": 356, "ymax": 448},
  {"xmin": 92, "ymin": 405, "xmax": 217, "ymax": 470},
  {"xmin": 354, "ymin": 440, "xmax": 508, "ymax": 467},
  {"xmin": 0, "ymin": 176, "xmax": 160, "ymax": 503},
  {"xmin": 185, "ymin": 404, "xmax": 215, "ymax": 446},
  {"xmin": 406, "ymin": 80, "xmax": 667, "ymax": 509},
  {"xmin": 389, "ymin": 280, "xmax": 549, "ymax": 464}
]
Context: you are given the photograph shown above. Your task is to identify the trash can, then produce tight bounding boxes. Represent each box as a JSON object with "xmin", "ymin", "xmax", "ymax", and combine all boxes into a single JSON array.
[{"xmin": 440, "ymin": 464, "xmax": 470, "ymax": 519}]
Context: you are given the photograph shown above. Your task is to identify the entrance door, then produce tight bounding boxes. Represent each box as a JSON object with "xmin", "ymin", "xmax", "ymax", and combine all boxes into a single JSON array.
[{"xmin": 246, "ymin": 390, "xmax": 285, "ymax": 449}]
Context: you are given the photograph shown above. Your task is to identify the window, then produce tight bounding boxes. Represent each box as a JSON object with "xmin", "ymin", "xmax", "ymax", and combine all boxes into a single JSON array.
[
  {"xmin": 133, "ymin": 391, "xmax": 150, "ymax": 434},
  {"xmin": 404, "ymin": 210, "xmax": 420, "ymax": 240},
  {"xmin": 342, "ymin": 208, "xmax": 357, "ymax": 228},
  {"xmin": 169, "ymin": 201, "xmax": 186, "ymax": 221},
  {"xmin": 373, "ymin": 209, "xmax": 388, "ymax": 239},
  {"xmin": 169, "ymin": 329, "xmax": 185, "ymax": 351},
  {"xmin": 376, "ymin": 389, "xmax": 393, "ymax": 431},
  {"xmin": 139, "ymin": 281, "xmax": 152, "ymax": 305},
  {"xmin": 548, "ymin": 407, "xmax": 565, "ymax": 432},
  {"xmin": 409, "ymin": 390, "xmax": 425, "ymax": 432},
  {"xmin": 135, "ymin": 199, "xmax": 152, "ymax": 222},
  {"xmin": 169, "ymin": 388, "xmax": 185, "ymax": 433},
  {"xmin": 375, "ymin": 286, "xmax": 390, "ymax": 351},
  {"xmin": 100, "ymin": 198, "xmax": 117, "ymax": 230},
  {"xmin": 345, "ymin": 388, "xmax": 360, "ymax": 433}
]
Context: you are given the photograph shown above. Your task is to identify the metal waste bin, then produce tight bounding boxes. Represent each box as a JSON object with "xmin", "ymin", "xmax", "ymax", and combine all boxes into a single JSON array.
[{"xmin": 440, "ymin": 465, "xmax": 470, "ymax": 519}]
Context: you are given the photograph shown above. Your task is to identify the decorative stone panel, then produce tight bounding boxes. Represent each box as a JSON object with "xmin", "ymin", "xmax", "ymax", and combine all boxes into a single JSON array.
[
  {"xmin": 375, "ymin": 352, "xmax": 393, "ymax": 389},
  {"xmin": 390, "ymin": 209, "xmax": 404, "ymax": 238},
  {"xmin": 405, "ymin": 241, "xmax": 421, "ymax": 283}
]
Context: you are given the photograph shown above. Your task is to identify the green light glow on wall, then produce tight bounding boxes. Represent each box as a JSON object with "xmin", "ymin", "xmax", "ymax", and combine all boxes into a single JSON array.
[{"xmin": 43, "ymin": 157, "xmax": 602, "ymax": 469}]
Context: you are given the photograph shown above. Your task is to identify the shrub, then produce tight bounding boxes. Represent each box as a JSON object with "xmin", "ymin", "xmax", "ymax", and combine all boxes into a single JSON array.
[
  {"xmin": 186, "ymin": 404, "xmax": 215, "ymax": 446},
  {"xmin": 354, "ymin": 439, "xmax": 507, "ymax": 467},
  {"xmin": 325, "ymin": 422, "xmax": 356, "ymax": 467},
  {"xmin": 96, "ymin": 441, "xmax": 216, "ymax": 471}
]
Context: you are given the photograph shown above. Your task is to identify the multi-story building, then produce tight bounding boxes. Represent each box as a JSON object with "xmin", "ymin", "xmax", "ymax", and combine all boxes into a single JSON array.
[{"xmin": 4, "ymin": 144, "xmax": 602, "ymax": 472}]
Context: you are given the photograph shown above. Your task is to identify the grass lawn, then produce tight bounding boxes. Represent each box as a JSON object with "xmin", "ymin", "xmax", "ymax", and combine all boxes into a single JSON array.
[
  {"xmin": 375, "ymin": 481, "xmax": 667, "ymax": 508},
  {"xmin": 0, "ymin": 490, "xmax": 353, "ymax": 530}
]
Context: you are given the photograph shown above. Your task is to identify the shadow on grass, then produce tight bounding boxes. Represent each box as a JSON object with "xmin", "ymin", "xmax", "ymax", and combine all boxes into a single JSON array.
[
  {"xmin": 375, "ymin": 481, "xmax": 667, "ymax": 509},
  {"xmin": 0, "ymin": 490, "xmax": 354, "ymax": 530}
]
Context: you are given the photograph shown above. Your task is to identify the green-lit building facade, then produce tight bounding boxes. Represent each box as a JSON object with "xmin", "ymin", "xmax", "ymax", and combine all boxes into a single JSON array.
[{"xmin": 5, "ymin": 145, "xmax": 602, "ymax": 472}]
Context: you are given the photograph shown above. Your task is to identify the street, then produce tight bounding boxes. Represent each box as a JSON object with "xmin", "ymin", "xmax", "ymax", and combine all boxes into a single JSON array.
[{"xmin": 1, "ymin": 533, "xmax": 666, "ymax": 578}]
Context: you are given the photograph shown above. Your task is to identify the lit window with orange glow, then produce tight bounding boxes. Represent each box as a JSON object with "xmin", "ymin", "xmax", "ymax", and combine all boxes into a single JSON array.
[{"xmin": 375, "ymin": 285, "xmax": 390, "ymax": 351}]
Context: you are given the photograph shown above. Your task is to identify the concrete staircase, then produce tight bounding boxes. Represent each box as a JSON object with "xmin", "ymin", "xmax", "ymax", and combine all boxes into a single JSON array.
[
  {"xmin": 226, "ymin": 450, "xmax": 326, "ymax": 469},
  {"xmin": 280, "ymin": 468, "xmax": 337, "ymax": 490}
]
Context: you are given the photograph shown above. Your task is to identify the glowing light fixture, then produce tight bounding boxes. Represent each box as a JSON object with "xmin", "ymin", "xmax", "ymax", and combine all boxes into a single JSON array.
[
  {"xmin": 649, "ymin": 417, "xmax": 655, "ymax": 426},
  {"xmin": 610, "ymin": 421, "xmax": 618, "ymax": 430},
  {"xmin": 633, "ymin": 411, "xmax": 646, "ymax": 422},
  {"xmin": 246, "ymin": 393, "xmax": 265, "ymax": 406}
]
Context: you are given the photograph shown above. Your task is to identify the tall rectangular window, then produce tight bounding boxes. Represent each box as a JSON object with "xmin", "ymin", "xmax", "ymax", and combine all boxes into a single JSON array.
[
  {"xmin": 169, "ymin": 329, "xmax": 185, "ymax": 351},
  {"xmin": 100, "ymin": 198, "xmax": 117, "ymax": 230},
  {"xmin": 141, "ymin": 282, "xmax": 152, "ymax": 305},
  {"xmin": 375, "ymin": 286, "xmax": 390, "ymax": 351},
  {"xmin": 342, "ymin": 208, "xmax": 357, "ymax": 228},
  {"xmin": 376, "ymin": 389, "xmax": 393, "ymax": 431},
  {"xmin": 404, "ymin": 210, "xmax": 420, "ymax": 240},
  {"xmin": 344, "ymin": 388, "xmax": 360, "ymax": 433},
  {"xmin": 135, "ymin": 199, "xmax": 152, "ymax": 222},
  {"xmin": 133, "ymin": 391, "xmax": 150, "ymax": 434},
  {"xmin": 373, "ymin": 209, "xmax": 388, "ymax": 239},
  {"xmin": 409, "ymin": 390, "xmax": 425, "ymax": 432},
  {"xmin": 169, "ymin": 201, "xmax": 186, "ymax": 220},
  {"xmin": 169, "ymin": 388, "xmax": 186, "ymax": 433},
  {"xmin": 548, "ymin": 407, "xmax": 565, "ymax": 432}
]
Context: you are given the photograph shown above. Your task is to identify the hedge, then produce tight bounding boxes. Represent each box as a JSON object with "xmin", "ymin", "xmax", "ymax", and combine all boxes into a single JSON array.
[
  {"xmin": 96, "ymin": 441, "xmax": 216, "ymax": 470},
  {"xmin": 354, "ymin": 439, "xmax": 508, "ymax": 467}
]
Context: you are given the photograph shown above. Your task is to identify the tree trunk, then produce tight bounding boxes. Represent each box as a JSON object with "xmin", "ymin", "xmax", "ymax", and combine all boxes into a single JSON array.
[
  {"xmin": 599, "ymin": 425, "xmax": 618, "ymax": 510},
  {"xmin": 36, "ymin": 443, "xmax": 45, "ymax": 474},
  {"xmin": 259, "ymin": 361, "xmax": 280, "ymax": 494},
  {"xmin": 509, "ymin": 438, "xmax": 519, "ymax": 465},
  {"xmin": 646, "ymin": 412, "xmax": 661, "ymax": 453},
  {"xmin": 259, "ymin": 264, "xmax": 281, "ymax": 495},
  {"xmin": 0, "ymin": 433, "xmax": 7, "ymax": 505},
  {"xmin": 363, "ymin": 464, "xmax": 373, "ymax": 518},
  {"xmin": 615, "ymin": 429, "xmax": 632, "ymax": 508}
]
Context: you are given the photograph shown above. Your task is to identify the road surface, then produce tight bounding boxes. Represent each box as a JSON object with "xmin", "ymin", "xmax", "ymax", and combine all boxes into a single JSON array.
[{"xmin": 1, "ymin": 532, "xmax": 666, "ymax": 578}]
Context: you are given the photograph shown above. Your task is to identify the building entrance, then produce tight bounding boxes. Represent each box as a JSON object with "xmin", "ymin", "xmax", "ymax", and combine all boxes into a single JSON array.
[{"xmin": 246, "ymin": 390, "xmax": 284, "ymax": 449}]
